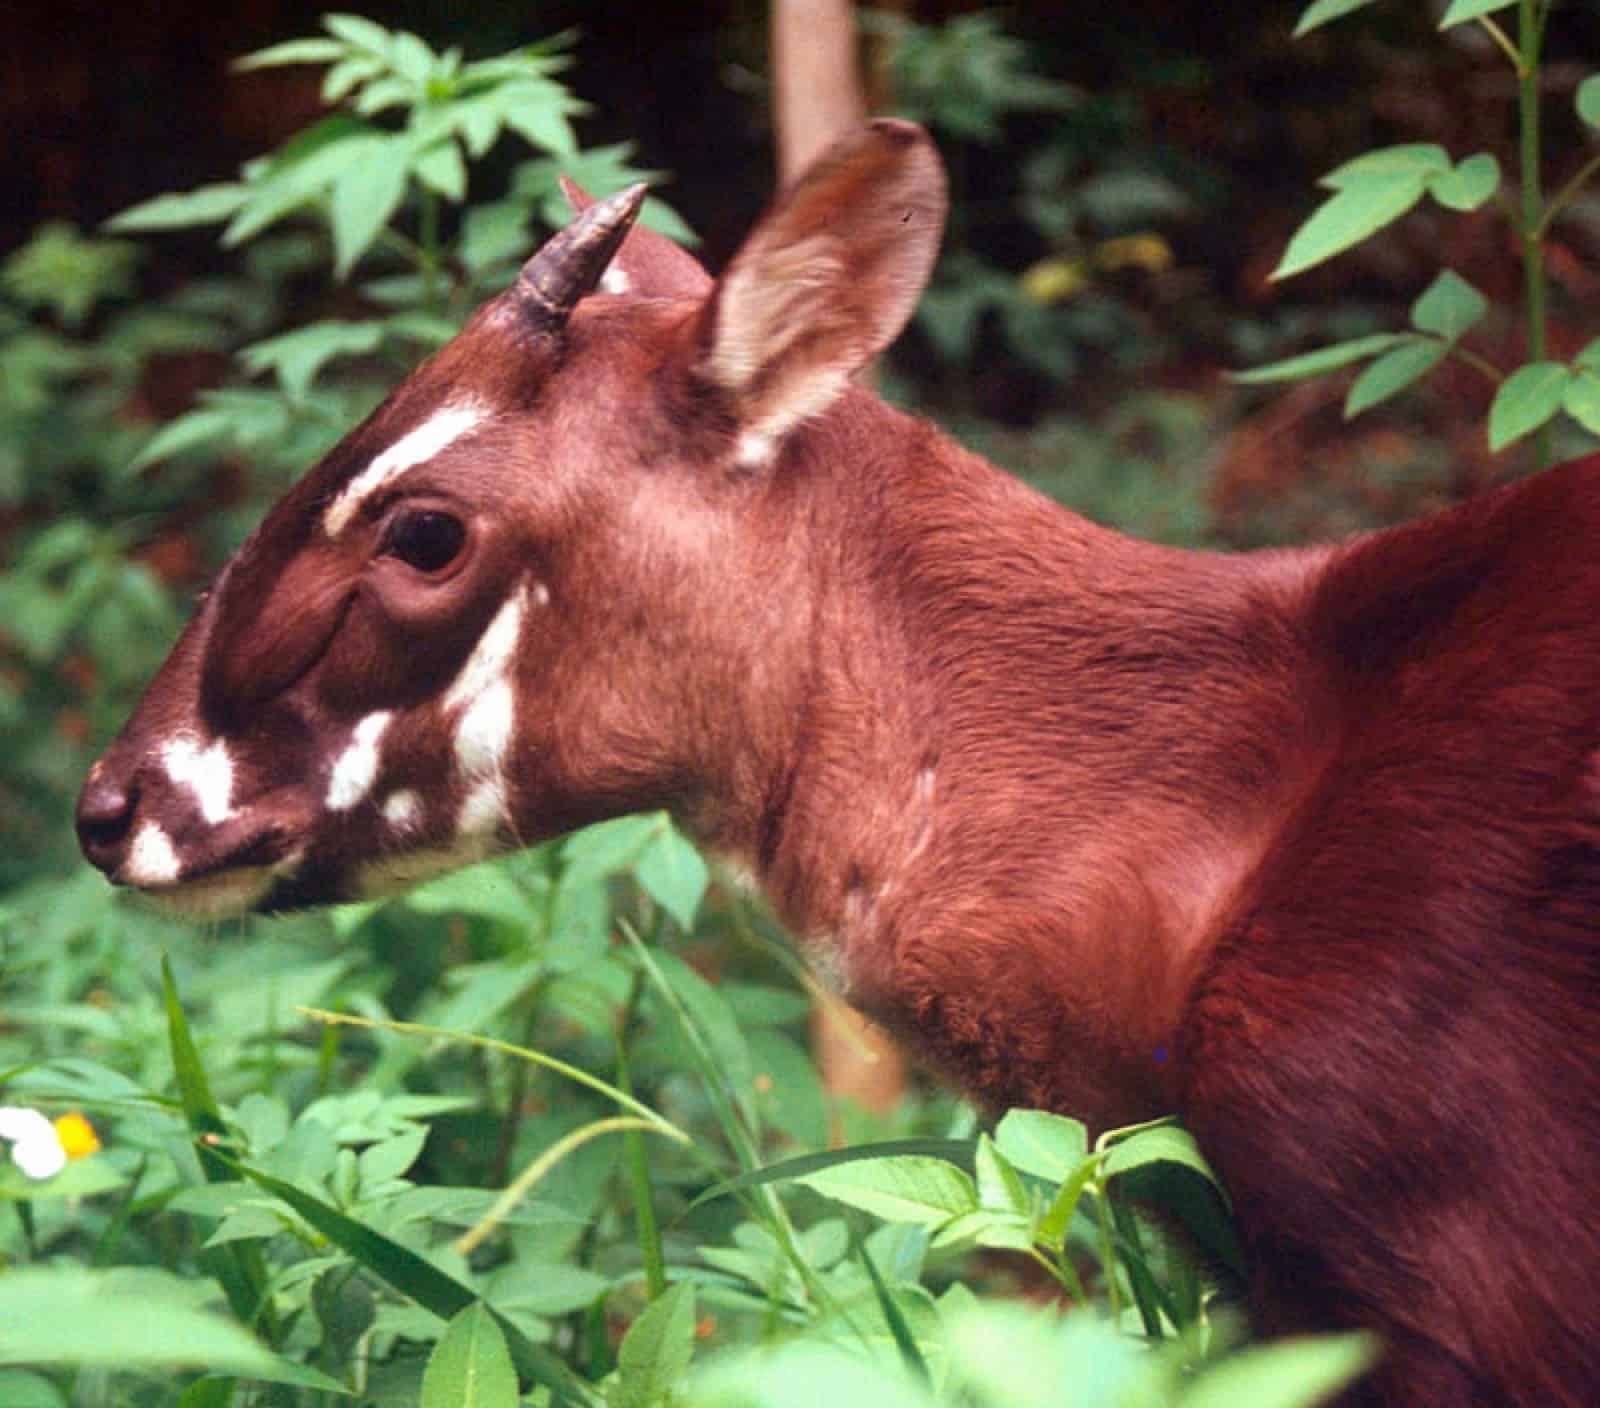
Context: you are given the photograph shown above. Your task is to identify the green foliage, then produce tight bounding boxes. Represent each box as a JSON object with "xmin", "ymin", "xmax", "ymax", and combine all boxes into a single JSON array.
[
  {"xmin": 0, "ymin": 13, "xmax": 1372, "ymax": 1406},
  {"xmin": 1246, "ymin": 0, "xmax": 1600, "ymax": 465}
]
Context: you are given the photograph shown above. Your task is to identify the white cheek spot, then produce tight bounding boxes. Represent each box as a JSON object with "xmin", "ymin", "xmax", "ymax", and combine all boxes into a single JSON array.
[
  {"xmin": 125, "ymin": 822, "xmax": 181, "ymax": 886},
  {"xmin": 323, "ymin": 401, "xmax": 487, "ymax": 537},
  {"xmin": 532, "ymin": 581, "xmax": 551, "ymax": 608},
  {"xmin": 163, "ymin": 736, "xmax": 235, "ymax": 826},
  {"xmin": 382, "ymin": 789, "xmax": 422, "ymax": 830},
  {"xmin": 458, "ymin": 777, "xmax": 507, "ymax": 836},
  {"xmin": 326, "ymin": 711, "xmax": 393, "ymax": 812},
  {"xmin": 441, "ymin": 587, "xmax": 525, "ymax": 839},
  {"xmin": 454, "ymin": 681, "xmax": 514, "ymax": 777},
  {"xmin": 734, "ymin": 429, "xmax": 778, "ymax": 470},
  {"xmin": 600, "ymin": 266, "xmax": 630, "ymax": 295}
]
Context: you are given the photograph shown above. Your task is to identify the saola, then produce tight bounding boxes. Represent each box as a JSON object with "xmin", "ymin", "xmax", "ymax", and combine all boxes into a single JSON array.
[{"xmin": 77, "ymin": 121, "xmax": 1600, "ymax": 1405}]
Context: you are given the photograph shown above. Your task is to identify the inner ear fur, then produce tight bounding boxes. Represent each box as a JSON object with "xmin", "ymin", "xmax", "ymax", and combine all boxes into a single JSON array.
[{"xmin": 695, "ymin": 119, "xmax": 947, "ymax": 463}]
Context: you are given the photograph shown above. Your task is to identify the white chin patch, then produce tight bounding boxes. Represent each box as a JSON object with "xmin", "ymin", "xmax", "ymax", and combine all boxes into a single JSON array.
[
  {"xmin": 355, "ymin": 839, "xmax": 495, "ymax": 898},
  {"xmin": 136, "ymin": 867, "xmax": 282, "ymax": 921}
]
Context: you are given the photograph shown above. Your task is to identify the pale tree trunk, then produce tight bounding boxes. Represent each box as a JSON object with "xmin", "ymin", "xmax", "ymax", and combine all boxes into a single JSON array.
[{"xmin": 770, "ymin": 0, "xmax": 910, "ymax": 1122}]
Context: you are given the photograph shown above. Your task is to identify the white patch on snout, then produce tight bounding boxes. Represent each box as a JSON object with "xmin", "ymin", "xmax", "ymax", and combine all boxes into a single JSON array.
[
  {"xmin": 125, "ymin": 822, "xmax": 181, "ymax": 886},
  {"xmin": 600, "ymin": 266, "xmax": 631, "ymax": 295},
  {"xmin": 323, "ymin": 402, "xmax": 487, "ymax": 537},
  {"xmin": 326, "ymin": 711, "xmax": 393, "ymax": 811},
  {"xmin": 163, "ymin": 736, "xmax": 235, "ymax": 826},
  {"xmin": 441, "ymin": 586, "xmax": 526, "ymax": 839},
  {"xmin": 382, "ymin": 789, "xmax": 421, "ymax": 830}
]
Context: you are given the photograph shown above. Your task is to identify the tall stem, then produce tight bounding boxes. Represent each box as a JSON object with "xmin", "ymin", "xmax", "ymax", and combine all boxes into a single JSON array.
[{"xmin": 1517, "ymin": 0, "xmax": 1550, "ymax": 465}]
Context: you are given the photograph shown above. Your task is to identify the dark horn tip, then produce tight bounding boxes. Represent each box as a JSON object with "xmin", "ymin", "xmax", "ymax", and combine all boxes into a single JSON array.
[{"xmin": 515, "ymin": 182, "xmax": 650, "ymax": 328}]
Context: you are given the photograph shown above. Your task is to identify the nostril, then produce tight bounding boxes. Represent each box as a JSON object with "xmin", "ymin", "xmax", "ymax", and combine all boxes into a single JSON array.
[{"xmin": 76, "ymin": 775, "xmax": 137, "ymax": 871}]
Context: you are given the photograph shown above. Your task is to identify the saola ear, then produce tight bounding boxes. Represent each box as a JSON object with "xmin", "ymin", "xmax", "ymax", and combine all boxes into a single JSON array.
[
  {"xmin": 560, "ymin": 176, "xmax": 712, "ymax": 300},
  {"xmin": 697, "ymin": 119, "xmax": 946, "ymax": 465}
]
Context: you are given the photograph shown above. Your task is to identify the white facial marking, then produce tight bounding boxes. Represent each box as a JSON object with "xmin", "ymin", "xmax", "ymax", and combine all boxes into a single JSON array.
[
  {"xmin": 163, "ymin": 736, "xmax": 235, "ymax": 826},
  {"xmin": 532, "ymin": 581, "xmax": 551, "ymax": 608},
  {"xmin": 326, "ymin": 711, "xmax": 393, "ymax": 812},
  {"xmin": 600, "ymin": 266, "xmax": 631, "ymax": 295},
  {"xmin": 454, "ymin": 681, "xmax": 515, "ymax": 778},
  {"xmin": 442, "ymin": 586, "xmax": 525, "ymax": 839},
  {"xmin": 382, "ymin": 789, "xmax": 422, "ymax": 830},
  {"xmin": 735, "ymin": 428, "xmax": 778, "ymax": 470},
  {"xmin": 458, "ymin": 777, "xmax": 507, "ymax": 836},
  {"xmin": 323, "ymin": 402, "xmax": 487, "ymax": 537},
  {"xmin": 125, "ymin": 822, "xmax": 181, "ymax": 886}
]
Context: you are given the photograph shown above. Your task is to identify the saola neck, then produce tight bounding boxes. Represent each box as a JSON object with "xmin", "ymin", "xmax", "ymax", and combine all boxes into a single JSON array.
[{"xmin": 734, "ymin": 399, "xmax": 1332, "ymax": 1127}]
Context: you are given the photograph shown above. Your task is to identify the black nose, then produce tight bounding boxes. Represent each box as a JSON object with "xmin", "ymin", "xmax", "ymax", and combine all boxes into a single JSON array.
[{"xmin": 76, "ymin": 773, "xmax": 137, "ymax": 875}]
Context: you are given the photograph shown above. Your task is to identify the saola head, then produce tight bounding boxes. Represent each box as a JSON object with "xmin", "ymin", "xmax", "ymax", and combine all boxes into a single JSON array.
[{"xmin": 75, "ymin": 120, "xmax": 946, "ymax": 917}]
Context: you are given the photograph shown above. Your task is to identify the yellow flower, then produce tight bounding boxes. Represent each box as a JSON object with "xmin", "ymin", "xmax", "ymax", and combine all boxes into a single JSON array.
[{"xmin": 54, "ymin": 1112, "xmax": 101, "ymax": 1160}]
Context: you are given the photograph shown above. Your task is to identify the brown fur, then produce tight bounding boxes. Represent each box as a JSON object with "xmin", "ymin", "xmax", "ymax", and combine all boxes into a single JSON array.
[{"xmin": 79, "ymin": 122, "xmax": 1599, "ymax": 1404}]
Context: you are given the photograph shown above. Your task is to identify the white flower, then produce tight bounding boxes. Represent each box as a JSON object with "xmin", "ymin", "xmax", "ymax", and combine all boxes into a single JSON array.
[{"xmin": 0, "ymin": 1106, "xmax": 69, "ymax": 1180}]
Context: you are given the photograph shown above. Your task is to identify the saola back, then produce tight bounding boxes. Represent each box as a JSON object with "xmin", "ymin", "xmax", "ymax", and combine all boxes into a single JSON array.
[{"xmin": 76, "ymin": 120, "xmax": 1600, "ymax": 1405}]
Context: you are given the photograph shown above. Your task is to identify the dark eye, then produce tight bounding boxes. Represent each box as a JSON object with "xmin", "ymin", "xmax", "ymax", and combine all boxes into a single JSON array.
[{"xmin": 382, "ymin": 510, "xmax": 466, "ymax": 574}]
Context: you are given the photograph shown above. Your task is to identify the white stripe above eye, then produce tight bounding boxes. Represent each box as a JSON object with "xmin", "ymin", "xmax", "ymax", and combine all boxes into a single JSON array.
[{"xmin": 323, "ymin": 402, "xmax": 487, "ymax": 537}]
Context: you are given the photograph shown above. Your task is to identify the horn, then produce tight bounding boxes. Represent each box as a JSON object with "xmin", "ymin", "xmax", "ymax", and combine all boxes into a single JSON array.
[{"xmin": 515, "ymin": 183, "xmax": 648, "ymax": 329}]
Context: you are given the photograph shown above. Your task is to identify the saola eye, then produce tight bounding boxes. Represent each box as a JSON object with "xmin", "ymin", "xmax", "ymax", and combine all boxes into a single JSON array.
[{"xmin": 381, "ymin": 509, "xmax": 466, "ymax": 574}]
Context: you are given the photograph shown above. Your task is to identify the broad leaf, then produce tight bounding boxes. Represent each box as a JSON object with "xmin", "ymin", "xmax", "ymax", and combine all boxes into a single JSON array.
[
  {"xmin": 1561, "ymin": 370, "xmax": 1600, "ymax": 436},
  {"xmin": 1344, "ymin": 339, "xmax": 1446, "ymax": 417},
  {"xmin": 1318, "ymin": 144, "xmax": 1449, "ymax": 190},
  {"xmin": 796, "ymin": 1155, "xmax": 977, "ymax": 1225},
  {"xmin": 634, "ymin": 819, "xmax": 709, "ymax": 929},
  {"xmin": 611, "ymin": 1283, "xmax": 696, "ymax": 1408},
  {"xmin": 105, "ymin": 184, "xmax": 249, "ymax": 232},
  {"xmin": 1428, "ymin": 152, "xmax": 1499, "ymax": 212},
  {"xmin": 1580, "ymin": 76, "xmax": 1600, "ymax": 132},
  {"xmin": 421, "ymin": 1303, "xmax": 518, "ymax": 1408},
  {"xmin": 1273, "ymin": 171, "xmax": 1429, "ymax": 280},
  {"xmin": 1438, "ymin": 0, "xmax": 1517, "ymax": 28},
  {"xmin": 330, "ymin": 142, "xmax": 410, "ymax": 276},
  {"xmin": 1409, "ymin": 270, "xmax": 1487, "ymax": 342},
  {"xmin": 239, "ymin": 320, "xmax": 383, "ymax": 401},
  {"xmin": 1181, "ymin": 1333, "xmax": 1378, "ymax": 1408},
  {"xmin": 1293, "ymin": 0, "xmax": 1379, "ymax": 35},
  {"xmin": 994, "ymin": 1109, "xmax": 1089, "ymax": 1182},
  {"xmin": 1488, "ymin": 362, "xmax": 1571, "ymax": 451},
  {"xmin": 234, "ymin": 38, "xmax": 345, "ymax": 70}
]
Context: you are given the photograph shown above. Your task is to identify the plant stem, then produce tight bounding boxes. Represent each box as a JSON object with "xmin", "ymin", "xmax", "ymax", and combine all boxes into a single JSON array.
[
  {"xmin": 419, "ymin": 188, "xmax": 441, "ymax": 312},
  {"xmin": 616, "ymin": 972, "xmax": 668, "ymax": 1301},
  {"xmin": 1517, "ymin": 0, "xmax": 1550, "ymax": 467}
]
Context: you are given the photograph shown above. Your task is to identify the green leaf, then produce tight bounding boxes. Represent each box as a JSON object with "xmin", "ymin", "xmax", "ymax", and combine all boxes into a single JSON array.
[
  {"xmin": 1344, "ymin": 338, "xmax": 1447, "ymax": 417},
  {"xmin": 504, "ymin": 93, "xmax": 581, "ymax": 158},
  {"xmin": 0, "ymin": 1370, "xmax": 66, "ymax": 1408},
  {"xmin": 994, "ymin": 1109, "xmax": 1089, "ymax": 1182},
  {"xmin": 634, "ymin": 819, "xmax": 709, "ymax": 929},
  {"xmin": 415, "ymin": 141, "xmax": 468, "ymax": 202},
  {"xmin": 1438, "ymin": 0, "xmax": 1517, "ymax": 29},
  {"xmin": 975, "ymin": 1134, "xmax": 1030, "ymax": 1215},
  {"xmin": 1273, "ymin": 171, "xmax": 1429, "ymax": 279},
  {"xmin": 1292, "ymin": 0, "xmax": 1380, "ymax": 36},
  {"xmin": 126, "ymin": 407, "xmax": 237, "ymax": 471},
  {"xmin": 1579, "ymin": 76, "xmax": 1600, "ymax": 132},
  {"xmin": 1319, "ymin": 144, "xmax": 1450, "ymax": 190},
  {"xmin": 1489, "ymin": 362, "xmax": 1572, "ymax": 451},
  {"xmin": 421, "ymin": 1303, "xmax": 519, "ymax": 1408},
  {"xmin": 234, "ymin": 37, "xmax": 345, "ymax": 70},
  {"xmin": 1429, "ymin": 152, "xmax": 1499, "ymax": 212},
  {"xmin": 0, "ymin": 1268, "xmax": 341, "ymax": 1388},
  {"xmin": 105, "ymin": 184, "xmax": 249, "ymax": 232},
  {"xmin": 1101, "ymin": 1121, "xmax": 1224, "ymax": 1186},
  {"xmin": 222, "ymin": 119, "xmax": 381, "ymax": 247},
  {"xmin": 403, "ymin": 858, "xmax": 543, "ymax": 927},
  {"xmin": 612, "ymin": 1283, "xmax": 696, "ymax": 1408},
  {"xmin": 1561, "ymin": 369, "xmax": 1600, "ymax": 436},
  {"xmin": 324, "ymin": 12, "xmax": 393, "ymax": 55},
  {"xmin": 796, "ymin": 1155, "xmax": 978, "ymax": 1225},
  {"xmin": 239, "ymin": 320, "xmax": 383, "ymax": 401},
  {"xmin": 1576, "ymin": 337, "xmax": 1600, "ymax": 372},
  {"xmin": 1410, "ymin": 269, "xmax": 1488, "ymax": 342},
  {"xmin": 692, "ymin": 1139, "xmax": 976, "ymax": 1210},
  {"xmin": 1181, "ymin": 1333, "xmax": 1378, "ymax": 1408},
  {"xmin": 1231, "ymin": 332, "xmax": 1408, "ymax": 385},
  {"xmin": 330, "ymin": 142, "xmax": 410, "ymax": 277}
]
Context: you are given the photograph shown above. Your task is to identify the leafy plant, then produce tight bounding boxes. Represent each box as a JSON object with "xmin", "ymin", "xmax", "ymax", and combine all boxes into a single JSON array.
[{"xmin": 1239, "ymin": 0, "xmax": 1600, "ymax": 463}]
